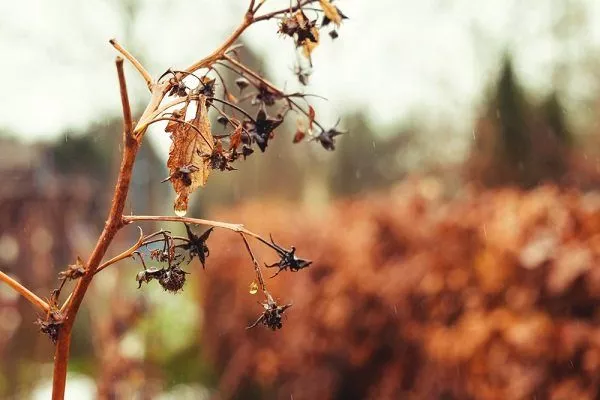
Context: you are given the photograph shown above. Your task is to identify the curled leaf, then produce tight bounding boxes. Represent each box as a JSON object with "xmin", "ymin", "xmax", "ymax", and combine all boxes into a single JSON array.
[
  {"xmin": 293, "ymin": 119, "xmax": 307, "ymax": 143},
  {"xmin": 229, "ymin": 124, "xmax": 243, "ymax": 151},
  {"xmin": 319, "ymin": 0, "xmax": 343, "ymax": 26},
  {"xmin": 301, "ymin": 28, "xmax": 320, "ymax": 61},
  {"xmin": 166, "ymin": 95, "xmax": 214, "ymax": 215},
  {"xmin": 308, "ymin": 105, "xmax": 316, "ymax": 131}
]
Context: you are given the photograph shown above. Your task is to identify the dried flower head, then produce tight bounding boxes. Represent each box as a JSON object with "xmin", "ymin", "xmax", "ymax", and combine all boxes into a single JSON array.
[
  {"xmin": 247, "ymin": 296, "xmax": 292, "ymax": 331},
  {"xmin": 36, "ymin": 307, "xmax": 64, "ymax": 344},
  {"xmin": 181, "ymin": 224, "xmax": 213, "ymax": 268},
  {"xmin": 58, "ymin": 257, "xmax": 86, "ymax": 281},
  {"xmin": 264, "ymin": 235, "xmax": 312, "ymax": 277},
  {"xmin": 158, "ymin": 266, "xmax": 188, "ymax": 293}
]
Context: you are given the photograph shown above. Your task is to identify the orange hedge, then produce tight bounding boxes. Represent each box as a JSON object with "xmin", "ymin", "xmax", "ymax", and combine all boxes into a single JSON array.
[{"xmin": 201, "ymin": 179, "xmax": 600, "ymax": 400}]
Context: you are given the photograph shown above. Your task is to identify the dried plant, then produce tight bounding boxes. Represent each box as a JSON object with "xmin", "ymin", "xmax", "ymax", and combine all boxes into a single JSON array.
[{"xmin": 0, "ymin": 1, "xmax": 347, "ymax": 398}]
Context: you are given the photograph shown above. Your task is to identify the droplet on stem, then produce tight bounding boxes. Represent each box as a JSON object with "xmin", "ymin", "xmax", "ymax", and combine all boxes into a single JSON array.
[{"xmin": 174, "ymin": 207, "xmax": 187, "ymax": 217}]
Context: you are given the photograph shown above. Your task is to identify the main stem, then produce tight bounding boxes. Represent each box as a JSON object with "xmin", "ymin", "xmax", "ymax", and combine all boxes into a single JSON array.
[
  {"xmin": 51, "ymin": 134, "xmax": 140, "ymax": 399},
  {"xmin": 51, "ymin": 57, "xmax": 156, "ymax": 398}
]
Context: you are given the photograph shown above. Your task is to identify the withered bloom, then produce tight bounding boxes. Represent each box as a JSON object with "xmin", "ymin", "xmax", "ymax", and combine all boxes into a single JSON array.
[
  {"xmin": 247, "ymin": 297, "xmax": 292, "ymax": 331},
  {"xmin": 264, "ymin": 235, "xmax": 312, "ymax": 277},
  {"xmin": 181, "ymin": 224, "xmax": 213, "ymax": 268}
]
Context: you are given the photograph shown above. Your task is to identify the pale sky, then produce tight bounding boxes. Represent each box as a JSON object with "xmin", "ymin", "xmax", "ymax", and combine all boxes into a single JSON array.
[{"xmin": 1, "ymin": 0, "xmax": 600, "ymax": 163}]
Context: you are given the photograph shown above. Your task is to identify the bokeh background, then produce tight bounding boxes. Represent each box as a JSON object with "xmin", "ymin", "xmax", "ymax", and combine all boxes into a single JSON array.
[{"xmin": 2, "ymin": 0, "xmax": 600, "ymax": 398}]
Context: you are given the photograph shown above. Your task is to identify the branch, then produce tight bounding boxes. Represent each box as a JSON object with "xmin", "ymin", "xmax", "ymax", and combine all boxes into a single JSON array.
[
  {"xmin": 123, "ymin": 215, "xmax": 246, "ymax": 233},
  {"xmin": 184, "ymin": 14, "xmax": 253, "ymax": 74},
  {"xmin": 222, "ymin": 55, "xmax": 282, "ymax": 96},
  {"xmin": 248, "ymin": 0, "xmax": 257, "ymax": 14},
  {"xmin": 52, "ymin": 55, "xmax": 144, "ymax": 400},
  {"xmin": 115, "ymin": 57, "xmax": 133, "ymax": 140},
  {"xmin": 253, "ymin": 0, "xmax": 321, "ymax": 23},
  {"xmin": 95, "ymin": 227, "xmax": 144, "ymax": 275},
  {"xmin": 60, "ymin": 228, "xmax": 146, "ymax": 313},
  {"xmin": 133, "ymin": 81, "xmax": 171, "ymax": 140},
  {"xmin": 109, "ymin": 39, "xmax": 153, "ymax": 89},
  {"xmin": 239, "ymin": 233, "xmax": 267, "ymax": 293},
  {"xmin": 0, "ymin": 270, "xmax": 49, "ymax": 313},
  {"xmin": 220, "ymin": 55, "xmax": 327, "ymax": 131},
  {"xmin": 135, "ymin": 95, "xmax": 197, "ymax": 134}
]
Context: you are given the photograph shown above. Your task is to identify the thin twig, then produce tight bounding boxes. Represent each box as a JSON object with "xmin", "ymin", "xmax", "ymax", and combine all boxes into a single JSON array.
[
  {"xmin": 287, "ymin": 97, "xmax": 326, "ymax": 131},
  {"xmin": 134, "ymin": 95, "xmax": 197, "ymax": 135},
  {"xmin": 184, "ymin": 19, "xmax": 253, "ymax": 74},
  {"xmin": 253, "ymin": 0, "xmax": 321, "ymax": 22},
  {"xmin": 248, "ymin": 0, "xmax": 256, "ymax": 14},
  {"xmin": 109, "ymin": 39, "xmax": 153, "ymax": 89},
  {"xmin": 239, "ymin": 233, "xmax": 267, "ymax": 293},
  {"xmin": 95, "ymin": 227, "xmax": 145, "ymax": 275},
  {"xmin": 123, "ymin": 215, "xmax": 246, "ymax": 233},
  {"xmin": 145, "ymin": 117, "xmax": 213, "ymax": 148},
  {"xmin": 222, "ymin": 55, "xmax": 282, "ymax": 95},
  {"xmin": 208, "ymin": 97, "xmax": 256, "ymax": 122},
  {"xmin": 221, "ymin": 56, "xmax": 326, "ymax": 131},
  {"xmin": 0, "ymin": 270, "xmax": 49, "ymax": 312},
  {"xmin": 133, "ymin": 81, "xmax": 170, "ymax": 140},
  {"xmin": 115, "ymin": 57, "xmax": 134, "ymax": 140}
]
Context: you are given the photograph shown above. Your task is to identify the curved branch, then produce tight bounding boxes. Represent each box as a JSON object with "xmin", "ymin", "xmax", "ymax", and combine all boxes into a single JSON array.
[
  {"xmin": 0, "ymin": 270, "xmax": 49, "ymax": 313},
  {"xmin": 135, "ymin": 96, "xmax": 197, "ymax": 135},
  {"xmin": 208, "ymin": 97, "xmax": 255, "ymax": 122},
  {"xmin": 116, "ymin": 56, "xmax": 134, "ymax": 140},
  {"xmin": 123, "ymin": 215, "xmax": 246, "ymax": 233},
  {"xmin": 253, "ymin": 0, "xmax": 321, "ymax": 23},
  {"xmin": 109, "ymin": 39, "xmax": 153, "ymax": 89},
  {"xmin": 239, "ymin": 233, "xmax": 267, "ymax": 294},
  {"xmin": 184, "ymin": 15, "xmax": 254, "ymax": 74},
  {"xmin": 95, "ymin": 227, "xmax": 145, "ymax": 275},
  {"xmin": 144, "ymin": 117, "xmax": 213, "ymax": 149},
  {"xmin": 221, "ymin": 55, "xmax": 282, "ymax": 96}
]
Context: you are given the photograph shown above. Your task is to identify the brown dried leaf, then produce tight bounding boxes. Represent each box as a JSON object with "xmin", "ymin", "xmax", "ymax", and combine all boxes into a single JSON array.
[
  {"xmin": 319, "ymin": 0, "xmax": 342, "ymax": 26},
  {"xmin": 226, "ymin": 91, "xmax": 238, "ymax": 104},
  {"xmin": 308, "ymin": 105, "xmax": 316, "ymax": 131},
  {"xmin": 229, "ymin": 124, "xmax": 243, "ymax": 151},
  {"xmin": 166, "ymin": 106, "xmax": 188, "ymax": 133},
  {"xmin": 302, "ymin": 28, "xmax": 320, "ymax": 59},
  {"xmin": 293, "ymin": 119, "xmax": 306, "ymax": 143},
  {"xmin": 166, "ymin": 95, "xmax": 213, "ymax": 215}
]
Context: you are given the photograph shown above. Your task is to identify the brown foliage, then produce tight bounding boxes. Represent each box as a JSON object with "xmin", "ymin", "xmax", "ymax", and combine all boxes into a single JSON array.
[
  {"xmin": 166, "ymin": 98, "xmax": 213, "ymax": 215},
  {"xmin": 201, "ymin": 179, "xmax": 600, "ymax": 399}
]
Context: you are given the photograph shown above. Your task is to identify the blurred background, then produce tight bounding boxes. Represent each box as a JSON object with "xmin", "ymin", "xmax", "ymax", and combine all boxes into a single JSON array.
[{"xmin": 2, "ymin": 0, "xmax": 600, "ymax": 398}]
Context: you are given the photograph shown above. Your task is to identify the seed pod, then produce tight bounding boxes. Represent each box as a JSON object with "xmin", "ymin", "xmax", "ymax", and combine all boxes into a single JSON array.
[
  {"xmin": 159, "ymin": 267, "xmax": 188, "ymax": 293},
  {"xmin": 217, "ymin": 115, "xmax": 229, "ymax": 126},
  {"xmin": 235, "ymin": 77, "xmax": 250, "ymax": 92}
]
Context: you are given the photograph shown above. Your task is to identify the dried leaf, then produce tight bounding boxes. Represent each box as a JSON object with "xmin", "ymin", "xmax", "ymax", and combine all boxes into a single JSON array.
[
  {"xmin": 166, "ymin": 106, "xmax": 188, "ymax": 133},
  {"xmin": 166, "ymin": 95, "xmax": 213, "ymax": 215},
  {"xmin": 319, "ymin": 0, "xmax": 342, "ymax": 26},
  {"xmin": 293, "ymin": 119, "xmax": 306, "ymax": 143},
  {"xmin": 308, "ymin": 105, "xmax": 316, "ymax": 131},
  {"xmin": 229, "ymin": 124, "xmax": 243, "ymax": 151},
  {"xmin": 226, "ymin": 91, "xmax": 239, "ymax": 104},
  {"xmin": 302, "ymin": 28, "xmax": 320, "ymax": 60}
]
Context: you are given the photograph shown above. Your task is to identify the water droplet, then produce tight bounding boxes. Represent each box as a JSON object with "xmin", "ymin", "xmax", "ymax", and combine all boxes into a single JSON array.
[
  {"xmin": 249, "ymin": 281, "xmax": 259, "ymax": 295},
  {"xmin": 174, "ymin": 207, "xmax": 187, "ymax": 217}
]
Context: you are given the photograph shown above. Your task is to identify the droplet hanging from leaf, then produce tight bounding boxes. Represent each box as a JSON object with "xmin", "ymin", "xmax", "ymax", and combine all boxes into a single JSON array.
[
  {"xmin": 166, "ymin": 95, "xmax": 214, "ymax": 215},
  {"xmin": 249, "ymin": 281, "xmax": 259, "ymax": 295},
  {"xmin": 174, "ymin": 206, "xmax": 187, "ymax": 217}
]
